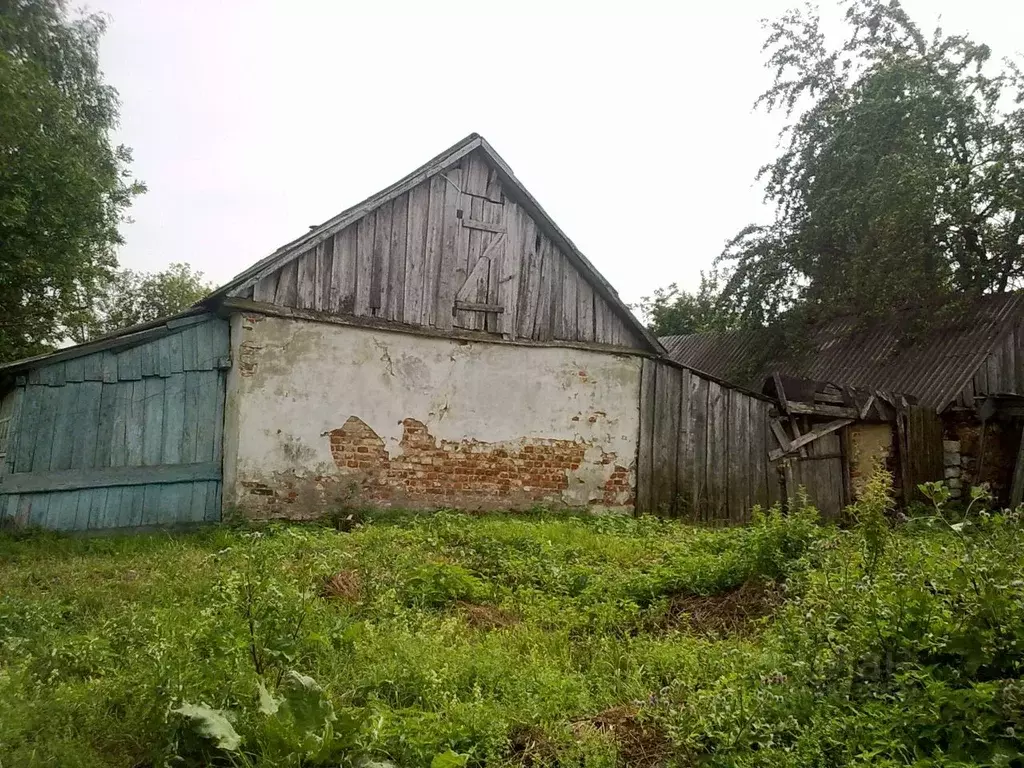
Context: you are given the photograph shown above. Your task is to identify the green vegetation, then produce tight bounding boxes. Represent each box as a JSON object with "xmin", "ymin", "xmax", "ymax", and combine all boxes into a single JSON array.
[{"xmin": 3, "ymin": 481, "xmax": 1024, "ymax": 767}]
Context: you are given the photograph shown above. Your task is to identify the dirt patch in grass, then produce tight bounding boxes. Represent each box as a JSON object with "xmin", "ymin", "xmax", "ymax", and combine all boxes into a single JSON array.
[
  {"xmin": 457, "ymin": 601, "xmax": 518, "ymax": 630},
  {"xmin": 506, "ymin": 724, "xmax": 559, "ymax": 766},
  {"xmin": 573, "ymin": 705, "xmax": 672, "ymax": 767},
  {"xmin": 321, "ymin": 569, "xmax": 361, "ymax": 602},
  {"xmin": 663, "ymin": 579, "xmax": 782, "ymax": 636}
]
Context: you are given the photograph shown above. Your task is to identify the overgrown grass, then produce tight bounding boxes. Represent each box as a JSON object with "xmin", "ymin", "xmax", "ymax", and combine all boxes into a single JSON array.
[{"xmin": 2, "ymin": 484, "xmax": 1024, "ymax": 767}]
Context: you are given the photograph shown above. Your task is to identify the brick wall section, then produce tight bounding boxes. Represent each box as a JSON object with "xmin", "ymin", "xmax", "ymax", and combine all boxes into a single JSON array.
[{"xmin": 317, "ymin": 416, "xmax": 632, "ymax": 509}]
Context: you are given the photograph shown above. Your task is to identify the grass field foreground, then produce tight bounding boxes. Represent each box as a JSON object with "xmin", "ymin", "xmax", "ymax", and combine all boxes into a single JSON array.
[{"xmin": 3, "ymin": 476, "xmax": 1024, "ymax": 767}]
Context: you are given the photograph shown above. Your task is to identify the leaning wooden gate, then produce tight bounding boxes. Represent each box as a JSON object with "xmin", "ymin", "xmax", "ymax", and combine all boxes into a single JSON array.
[{"xmin": 0, "ymin": 314, "xmax": 229, "ymax": 531}]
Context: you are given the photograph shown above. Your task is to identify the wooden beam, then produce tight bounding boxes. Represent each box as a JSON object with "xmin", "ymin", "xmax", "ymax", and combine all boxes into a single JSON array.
[
  {"xmin": 1011, "ymin": 423, "xmax": 1024, "ymax": 509},
  {"xmin": 0, "ymin": 461, "xmax": 221, "ymax": 494},
  {"xmin": 462, "ymin": 218, "xmax": 505, "ymax": 234},
  {"xmin": 220, "ymin": 297, "xmax": 653, "ymax": 358},
  {"xmin": 787, "ymin": 401, "xmax": 860, "ymax": 419},
  {"xmin": 770, "ymin": 418, "xmax": 854, "ymax": 461},
  {"xmin": 859, "ymin": 394, "xmax": 876, "ymax": 419},
  {"xmin": 769, "ymin": 418, "xmax": 792, "ymax": 453},
  {"xmin": 454, "ymin": 301, "xmax": 504, "ymax": 313}
]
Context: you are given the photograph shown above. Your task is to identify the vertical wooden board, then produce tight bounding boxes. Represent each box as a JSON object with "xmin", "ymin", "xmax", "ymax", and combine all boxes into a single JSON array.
[
  {"xmin": 109, "ymin": 382, "xmax": 130, "ymax": 467},
  {"xmin": 48, "ymin": 384, "xmax": 78, "ymax": 471},
  {"xmin": 212, "ymin": 372, "xmax": 226, "ymax": 462},
  {"xmin": 141, "ymin": 484, "xmax": 162, "ymax": 527},
  {"xmin": 331, "ymin": 226, "xmax": 358, "ymax": 314},
  {"xmin": 354, "ymin": 215, "xmax": 376, "ymax": 316},
  {"xmin": 275, "ymin": 259, "xmax": 299, "ymax": 307},
  {"xmin": 39, "ymin": 362, "xmax": 64, "ymax": 387},
  {"xmin": 550, "ymin": 250, "xmax": 567, "ymax": 338},
  {"xmin": 124, "ymin": 379, "xmax": 146, "ymax": 467},
  {"xmin": 142, "ymin": 376, "xmax": 165, "ymax": 466},
  {"xmin": 167, "ymin": 331, "xmax": 184, "ymax": 374},
  {"xmin": 255, "ymin": 272, "xmax": 280, "ymax": 303},
  {"xmin": 205, "ymin": 481, "xmax": 222, "ymax": 522},
  {"xmin": 315, "ymin": 237, "xmax": 332, "ymax": 311},
  {"xmin": 26, "ymin": 493, "xmax": 49, "ymax": 528},
  {"xmin": 123, "ymin": 485, "xmax": 145, "ymax": 528},
  {"xmin": 729, "ymin": 392, "xmax": 751, "ymax": 522},
  {"xmin": 253, "ymin": 272, "xmax": 279, "ymax": 303},
  {"xmin": 636, "ymin": 358, "xmax": 657, "ymax": 514},
  {"xmin": 706, "ymin": 382, "xmax": 726, "ymax": 523},
  {"xmin": 82, "ymin": 352, "xmax": 103, "ymax": 381},
  {"xmin": 30, "ymin": 386, "xmax": 59, "ymax": 472},
  {"xmin": 161, "ymin": 373, "xmax": 185, "ymax": 464},
  {"xmin": 387, "ymin": 193, "xmax": 409, "ymax": 321},
  {"xmin": 594, "ymin": 299, "xmax": 609, "ymax": 345},
  {"xmin": 94, "ymin": 382, "xmax": 117, "ymax": 468},
  {"xmin": 460, "ymin": 196, "xmax": 486, "ymax": 331},
  {"xmin": 371, "ymin": 202, "xmax": 393, "ymax": 316},
  {"xmin": 180, "ymin": 325, "xmax": 200, "ymax": 371},
  {"xmin": 193, "ymin": 372, "xmax": 219, "ymax": 462},
  {"xmin": 499, "ymin": 202, "xmax": 522, "ymax": 338},
  {"xmin": 138, "ymin": 340, "xmax": 155, "ymax": 378},
  {"xmin": 437, "ymin": 169, "xmax": 462, "ymax": 331},
  {"xmin": 404, "ymin": 181, "xmax": 430, "ymax": 325},
  {"xmin": 194, "ymin": 319, "xmax": 216, "ymax": 371},
  {"xmin": 209, "ymin": 317, "xmax": 230, "ymax": 357},
  {"xmin": 420, "ymin": 174, "xmax": 447, "ymax": 329},
  {"xmin": 749, "ymin": 400, "xmax": 769, "ymax": 510},
  {"xmin": 674, "ymin": 368, "xmax": 693, "ymax": 518},
  {"xmin": 188, "ymin": 482, "xmax": 209, "ymax": 523},
  {"xmin": 155, "ymin": 336, "xmax": 172, "ymax": 378},
  {"xmin": 65, "ymin": 357, "xmax": 85, "ymax": 383},
  {"xmin": 577, "ymin": 277, "xmax": 595, "ymax": 343},
  {"xmin": 689, "ymin": 375, "xmax": 709, "ymax": 520},
  {"xmin": 181, "ymin": 371, "xmax": 201, "ymax": 463},
  {"xmin": 464, "ymin": 151, "xmax": 490, "ymax": 196},
  {"xmin": 102, "ymin": 352, "xmax": 118, "ymax": 382},
  {"xmin": 46, "ymin": 491, "xmax": 75, "ymax": 531},
  {"xmin": 484, "ymin": 201, "xmax": 506, "ymax": 334},
  {"xmin": 296, "ymin": 249, "xmax": 318, "ymax": 310},
  {"xmin": 534, "ymin": 238, "xmax": 555, "ymax": 340},
  {"xmin": 516, "ymin": 218, "xmax": 541, "ymax": 338},
  {"xmin": 117, "ymin": 346, "xmax": 142, "ymax": 381},
  {"xmin": 12, "ymin": 386, "xmax": 41, "ymax": 472},
  {"xmin": 653, "ymin": 365, "xmax": 681, "ymax": 515}
]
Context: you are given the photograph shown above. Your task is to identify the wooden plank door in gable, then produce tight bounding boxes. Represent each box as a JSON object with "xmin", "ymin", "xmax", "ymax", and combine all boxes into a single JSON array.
[{"xmin": 452, "ymin": 153, "xmax": 508, "ymax": 333}]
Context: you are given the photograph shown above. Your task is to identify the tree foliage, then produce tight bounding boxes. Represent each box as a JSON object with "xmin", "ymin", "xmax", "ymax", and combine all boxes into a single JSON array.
[
  {"xmin": 638, "ymin": 270, "xmax": 736, "ymax": 337},
  {"xmin": 718, "ymin": 0, "xmax": 1024, "ymax": 328},
  {"xmin": 68, "ymin": 263, "xmax": 213, "ymax": 343},
  {"xmin": 0, "ymin": 0, "xmax": 143, "ymax": 362}
]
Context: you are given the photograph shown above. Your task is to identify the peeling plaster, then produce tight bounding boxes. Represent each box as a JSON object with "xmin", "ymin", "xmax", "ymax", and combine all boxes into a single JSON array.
[{"xmin": 224, "ymin": 314, "xmax": 643, "ymax": 516}]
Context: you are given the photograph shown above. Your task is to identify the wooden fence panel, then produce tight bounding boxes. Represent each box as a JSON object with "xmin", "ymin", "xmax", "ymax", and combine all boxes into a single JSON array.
[{"xmin": 636, "ymin": 359, "xmax": 782, "ymax": 521}]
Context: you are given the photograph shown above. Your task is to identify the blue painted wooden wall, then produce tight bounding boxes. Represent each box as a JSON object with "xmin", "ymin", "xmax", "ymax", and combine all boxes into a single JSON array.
[{"xmin": 0, "ymin": 314, "xmax": 230, "ymax": 531}]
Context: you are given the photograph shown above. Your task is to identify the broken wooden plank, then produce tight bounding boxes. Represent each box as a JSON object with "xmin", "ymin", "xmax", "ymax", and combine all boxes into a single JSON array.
[
  {"xmin": 769, "ymin": 418, "xmax": 853, "ymax": 461},
  {"xmin": 787, "ymin": 401, "xmax": 860, "ymax": 419}
]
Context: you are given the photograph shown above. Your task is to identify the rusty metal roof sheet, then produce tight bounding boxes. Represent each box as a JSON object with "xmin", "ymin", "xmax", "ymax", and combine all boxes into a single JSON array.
[{"xmin": 659, "ymin": 293, "xmax": 1024, "ymax": 412}]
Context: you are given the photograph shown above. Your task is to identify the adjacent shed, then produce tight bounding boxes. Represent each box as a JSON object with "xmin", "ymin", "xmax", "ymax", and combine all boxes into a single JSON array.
[
  {"xmin": 661, "ymin": 294, "xmax": 1024, "ymax": 505},
  {"xmin": 0, "ymin": 313, "xmax": 230, "ymax": 530}
]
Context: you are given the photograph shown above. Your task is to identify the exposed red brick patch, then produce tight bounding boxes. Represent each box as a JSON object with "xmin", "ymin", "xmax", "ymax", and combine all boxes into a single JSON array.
[{"xmin": 325, "ymin": 417, "xmax": 595, "ymax": 508}]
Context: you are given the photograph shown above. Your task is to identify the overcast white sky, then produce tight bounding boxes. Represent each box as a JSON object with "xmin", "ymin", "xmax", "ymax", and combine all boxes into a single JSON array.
[{"xmin": 89, "ymin": 0, "xmax": 1023, "ymax": 307}]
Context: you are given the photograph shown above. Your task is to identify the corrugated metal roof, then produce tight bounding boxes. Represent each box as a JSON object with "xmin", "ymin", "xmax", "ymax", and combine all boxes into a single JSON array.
[{"xmin": 659, "ymin": 293, "xmax": 1024, "ymax": 412}]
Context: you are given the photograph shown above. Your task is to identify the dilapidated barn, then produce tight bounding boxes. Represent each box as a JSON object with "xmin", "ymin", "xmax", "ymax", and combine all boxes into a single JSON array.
[
  {"xmin": 662, "ymin": 294, "xmax": 1024, "ymax": 506},
  {"xmin": 2, "ymin": 134, "xmax": 765, "ymax": 530}
]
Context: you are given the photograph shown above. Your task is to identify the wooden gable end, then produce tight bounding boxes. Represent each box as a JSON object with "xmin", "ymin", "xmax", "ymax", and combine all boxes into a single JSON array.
[{"xmin": 229, "ymin": 149, "xmax": 645, "ymax": 350}]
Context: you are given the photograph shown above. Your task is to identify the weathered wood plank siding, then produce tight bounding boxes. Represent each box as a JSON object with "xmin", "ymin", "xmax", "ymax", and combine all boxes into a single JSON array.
[
  {"xmin": 0, "ymin": 315, "xmax": 229, "ymax": 531},
  {"xmin": 636, "ymin": 358, "xmax": 782, "ymax": 522},
  {"xmin": 229, "ymin": 149, "xmax": 647, "ymax": 350}
]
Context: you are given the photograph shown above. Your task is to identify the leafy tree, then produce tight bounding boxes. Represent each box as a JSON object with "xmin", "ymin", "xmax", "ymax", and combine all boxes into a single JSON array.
[
  {"xmin": 638, "ymin": 270, "xmax": 736, "ymax": 336},
  {"xmin": 68, "ymin": 263, "xmax": 214, "ymax": 342},
  {"xmin": 718, "ymin": 0, "xmax": 1024, "ymax": 328},
  {"xmin": 0, "ymin": 0, "xmax": 144, "ymax": 362}
]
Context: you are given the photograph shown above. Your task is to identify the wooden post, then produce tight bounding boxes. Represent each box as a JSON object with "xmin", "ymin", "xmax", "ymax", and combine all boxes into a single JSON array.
[{"xmin": 1010, "ymin": 422, "xmax": 1024, "ymax": 509}]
